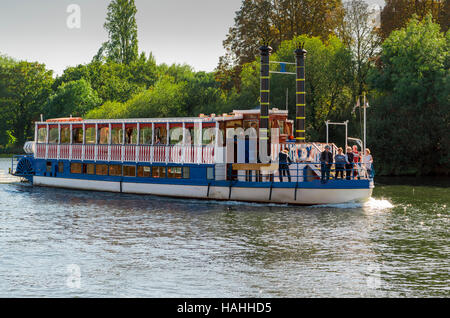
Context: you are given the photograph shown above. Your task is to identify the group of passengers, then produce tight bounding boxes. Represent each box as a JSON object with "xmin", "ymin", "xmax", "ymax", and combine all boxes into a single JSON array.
[
  {"xmin": 320, "ymin": 145, "xmax": 373, "ymax": 183},
  {"xmin": 277, "ymin": 145, "xmax": 373, "ymax": 183}
]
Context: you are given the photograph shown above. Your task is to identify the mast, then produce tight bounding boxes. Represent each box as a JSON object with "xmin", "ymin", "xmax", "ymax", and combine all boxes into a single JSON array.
[
  {"xmin": 295, "ymin": 44, "xmax": 307, "ymax": 143},
  {"xmin": 259, "ymin": 44, "xmax": 272, "ymax": 156}
]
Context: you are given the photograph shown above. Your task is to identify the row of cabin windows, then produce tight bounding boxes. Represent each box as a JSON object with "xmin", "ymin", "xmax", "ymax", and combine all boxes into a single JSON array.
[
  {"xmin": 68, "ymin": 163, "xmax": 190, "ymax": 179},
  {"xmin": 38, "ymin": 126, "xmax": 215, "ymax": 145}
]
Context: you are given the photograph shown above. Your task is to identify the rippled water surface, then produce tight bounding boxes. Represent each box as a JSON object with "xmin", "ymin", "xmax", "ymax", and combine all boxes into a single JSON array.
[{"xmin": 0, "ymin": 159, "xmax": 448, "ymax": 297}]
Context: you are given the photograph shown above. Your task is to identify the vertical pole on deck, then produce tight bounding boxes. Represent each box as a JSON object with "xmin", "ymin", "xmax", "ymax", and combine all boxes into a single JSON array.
[
  {"xmin": 363, "ymin": 93, "xmax": 367, "ymax": 155},
  {"xmin": 57, "ymin": 123, "xmax": 61, "ymax": 160},
  {"xmin": 70, "ymin": 123, "xmax": 73, "ymax": 161},
  {"xmin": 259, "ymin": 44, "xmax": 272, "ymax": 158},
  {"xmin": 34, "ymin": 123, "xmax": 38, "ymax": 144},
  {"xmin": 295, "ymin": 44, "xmax": 307, "ymax": 143},
  {"xmin": 345, "ymin": 120, "xmax": 348, "ymax": 150},
  {"xmin": 108, "ymin": 123, "xmax": 112, "ymax": 162},
  {"xmin": 136, "ymin": 122, "xmax": 140, "ymax": 163},
  {"xmin": 182, "ymin": 122, "xmax": 186, "ymax": 164},
  {"xmin": 45, "ymin": 123, "xmax": 49, "ymax": 159},
  {"xmin": 122, "ymin": 122, "xmax": 125, "ymax": 162},
  {"xmin": 94, "ymin": 123, "xmax": 98, "ymax": 162},
  {"xmin": 166, "ymin": 122, "xmax": 169, "ymax": 164},
  {"xmin": 151, "ymin": 123, "xmax": 154, "ymax": 163}
]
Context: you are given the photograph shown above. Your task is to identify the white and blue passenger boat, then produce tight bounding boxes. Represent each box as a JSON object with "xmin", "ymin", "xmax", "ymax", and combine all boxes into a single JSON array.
[{"xmin": 10, "ymin": 45, "xmax": 374, "ymax": 205}]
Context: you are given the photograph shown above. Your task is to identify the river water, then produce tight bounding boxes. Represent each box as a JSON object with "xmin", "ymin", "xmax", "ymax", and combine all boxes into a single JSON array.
[{"xmin": 0, "ymin": 158, "xmax": 448, "ymax": 297}]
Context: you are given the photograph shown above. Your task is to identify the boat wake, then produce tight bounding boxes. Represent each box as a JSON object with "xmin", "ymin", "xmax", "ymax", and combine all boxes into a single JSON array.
[
  {"xmin": 313, "ymin": 197, "xmax": 394, "ymax": 210},
  {"xmin": 0, "ymin": 170, "xmax": 24, "ymax": 184}
]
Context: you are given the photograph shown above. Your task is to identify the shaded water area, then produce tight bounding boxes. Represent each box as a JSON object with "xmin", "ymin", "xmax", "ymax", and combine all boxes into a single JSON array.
[{"xmin": 0, "ymin": 159, "xmax": 448, "ymax": 297}]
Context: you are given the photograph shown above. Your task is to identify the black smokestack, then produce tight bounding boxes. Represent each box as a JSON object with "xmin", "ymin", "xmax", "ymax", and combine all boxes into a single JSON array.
[
  {"xmin": 295, "ymin": 44, "xmax": 307, "ymax": 143},
  {"xmin": 259, "ymin": 44, "xmax": 272, "ymax": 145}
]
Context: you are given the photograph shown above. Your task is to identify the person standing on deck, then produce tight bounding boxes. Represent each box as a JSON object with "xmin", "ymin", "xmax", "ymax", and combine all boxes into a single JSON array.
[
  {"xmin": 363, "ymin": 148, "xmax": 373, "ymax": 178},
  {"xmin": 334, "ymin": 148, "xmax": 348, "ymax": 179},
  {"xmin": 320, "ymin": 145, "xmax": 333, "ymax": 183},
  {"xmin": 278, "ymin": 149, "xmax": 292, "ymax": 182},
  {"xmin": 345, "ymin": 147, "xmax": 354, "ymax": 180},
  {"xmin": 352, "ymin": 145, "xmax": 360, "ymax": 179}
]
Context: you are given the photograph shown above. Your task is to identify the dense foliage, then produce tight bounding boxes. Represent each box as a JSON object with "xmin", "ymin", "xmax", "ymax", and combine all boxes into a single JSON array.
[
  {"xmin": 0, "ymin": 1, "xmax": 448, "ymax": 176},
  {"xmin": 368, "ymin": 16, "xmax": 449, "ymax": 175}
]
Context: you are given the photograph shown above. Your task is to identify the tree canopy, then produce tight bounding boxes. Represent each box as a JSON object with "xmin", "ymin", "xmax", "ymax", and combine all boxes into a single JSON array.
[
  {"xmin": 96, "ymin": 0, "xmax": 139, "ymax": 64},
  {"xmin": 380, "ymin": 0, "xmax": 449, "ymax": 39},
  {"xmin": 368, "ymin": 15, "xmax": 449, "ymax": 175}
]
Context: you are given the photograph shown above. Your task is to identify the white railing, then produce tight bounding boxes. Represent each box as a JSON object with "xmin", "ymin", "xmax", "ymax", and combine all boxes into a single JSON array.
[{"xmin": 34, "ymin": 144, "xmax": 216, "ymax": 164}]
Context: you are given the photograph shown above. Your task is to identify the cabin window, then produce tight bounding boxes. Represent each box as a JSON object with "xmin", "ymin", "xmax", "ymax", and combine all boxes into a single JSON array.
[
  {"xmin": 244, "ymin": 120, "xmax": 258, "ymax": 131},
  {"xmin": 111, "ymin": 127, "xmax": 123, "ymax": 145},
  {"xmin": 58, "ymin": 162, "xmax": 64, "ymax": 173},
  {"xmin": 37, "ymin": 127, "xmax": 47, "ymax": 143},
  {"xmin": 186, "ymin": 127, "xmax": 195, "ymax": 145},
  {"xmin": 152, "ymin": 166, "xmax": 166, "ymax": 178},
  {"xmin": 96, "ymin": 164, "xmax": 108, "ymax": 175},
  {"xmin": 49, "ymin": 127, "xmax": 59, "ymax": 143},
  {"xmin": 226, "ymin": 120, "xmax": 242, "ymax": 129},
  {"xmin": 154, "ymin": 126, "xmax": 167, "ymax": 144},
  {"xmin": 139, "ymin": 127, "xmax": 152, "ymax": 145},
  {"xmin": 183, "ymin": 167, "xmax": 190, "ymax": 179},
  {"xmin": 83, "ymin": 163, "xmax": 95, "ymax": 175},
  {"xmin": 46, "ymin": 161, "xmax": 52, "ymax": 172},
  {"xmin": 277, "ymin": 120, "xmax": 285, "ymax": 135},
  {"xmin": 85, "ymin": 127, "xmax": 96, "ymax": 144},
  {"xmin": 72, "ymin": 127, "xmax": 83, "ymax": 144},
  {"xmin": 98, "ymin": 127, "xmax": 109, "ymax": 144},
  {"xmin": 137, "ymin": 166, "xmax": 151, "ymax": 177},
  {"xmin": 167, "ymin": 166, "xmax": 182, "ymax": 178},
  {"xmin": 202, "ymin": 127, "xmax": 215, "ymax": 145},
  {"xmin": 169, "ymin": 126, "xmax": 183, "ymax": 145},
  {"xmin": 60, "ymin": 126, "xmax": 70, "ymax": 144},
  {"xmin": 109, "ymin": 164, "xmax": 122, "ymax": 176},
  {"xmin": 207, "ymin": 167, "xmax": 214, "ymax": 180},
  {"xmin": 125, "ymin": 127, "xmax": 137, "ymax": 144},
  {"xmin": 70, "ymin": 163, "xmax": 82, "ymax": 174},
  {"xmin": 123, "ymin": 165, "xmax": 136, "ymax": 177},
  {"xmin": 285, "ymin": 123, "xmax": 292, "ymax": 137}
]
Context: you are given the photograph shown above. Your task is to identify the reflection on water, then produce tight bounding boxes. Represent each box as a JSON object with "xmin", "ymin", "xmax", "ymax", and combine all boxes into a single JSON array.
[{"xmin": 0, "ymin": 159, "xmax": 448, "ymax": 297}]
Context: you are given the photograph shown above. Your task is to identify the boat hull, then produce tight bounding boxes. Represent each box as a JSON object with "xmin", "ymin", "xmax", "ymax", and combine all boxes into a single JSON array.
[{"xmin": 33, "ymin": 176, "xmax": 373, "ymax": 205}]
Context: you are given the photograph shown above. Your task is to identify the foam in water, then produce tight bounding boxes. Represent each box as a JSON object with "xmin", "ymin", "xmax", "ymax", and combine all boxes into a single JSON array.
[
  {"xmin": 313, "ymin": 197, "xmax": 394, "ymax": 210},
  {"xmin": 364, "ymin": 197, "xmax": 394, "ymax": 210}
]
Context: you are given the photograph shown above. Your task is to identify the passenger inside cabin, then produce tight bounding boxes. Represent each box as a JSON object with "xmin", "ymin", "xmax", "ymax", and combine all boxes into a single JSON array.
[{"xmin": 125, "ymin": 127, "xmax": 137, "ymax": 144}]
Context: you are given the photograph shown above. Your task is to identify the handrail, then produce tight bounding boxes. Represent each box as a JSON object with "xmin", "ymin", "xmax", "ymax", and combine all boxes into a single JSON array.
[
  {"xmin": 229, "ymin": 162, "xmax": 371, "ymax": 182},
  {"xmin": 34, "ymin": 143, "xmax": 216, "ymax": 164}
]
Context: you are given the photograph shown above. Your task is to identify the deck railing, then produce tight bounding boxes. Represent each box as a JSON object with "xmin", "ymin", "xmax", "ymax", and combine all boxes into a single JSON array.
[
  {"xmin": 230, "ymin": 162, "xmax": 372, "ymax": 183},
  {"xmin": 34, "ymin": 144, "xmax": 216, "ymax": 164}
]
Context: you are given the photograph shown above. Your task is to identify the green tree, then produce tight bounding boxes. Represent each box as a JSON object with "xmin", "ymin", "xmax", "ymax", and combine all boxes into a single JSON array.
[
  {"xmin": 221, "ymin": 0, "xmax": 344, "ymax": 68},
  {"xmin": 338, "ymin": 0, "xmax": 381, "ymax": 97},
  {"xmin": 368, "ymin": 15, "xmax": 449, "ymax": 175},
  {"xmin": 86, "ymin": 76, "xmax": 188, "ymax": 119},
  {"xmin": 44, "ymin": 79, "xmax": 102, "ymax": 119},
  {"xmin": 380, "ymin": 0, "xmax": 448, "ymax": 39},
  {"xmin": 54, "ymin": 54, "xmax": 157, "ymax": 103},
  {"xmin": 0, "ymin": 61, "xmax": 53, "ymax": 146},
  {"xmin": 97, "ymin": 0, "xmax": 139, "ymax": 64}
]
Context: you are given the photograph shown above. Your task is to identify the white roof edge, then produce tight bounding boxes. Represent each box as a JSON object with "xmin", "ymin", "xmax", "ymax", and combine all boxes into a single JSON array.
[{"xmin": 35, "ymin": 114, "xmax": 244, "ymax": 125}]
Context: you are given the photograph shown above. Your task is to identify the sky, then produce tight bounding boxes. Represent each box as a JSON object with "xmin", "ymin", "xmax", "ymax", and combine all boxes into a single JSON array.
[{"xmin": 0, "ymin": 0, "xmax": 385, "ymax": 76}]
